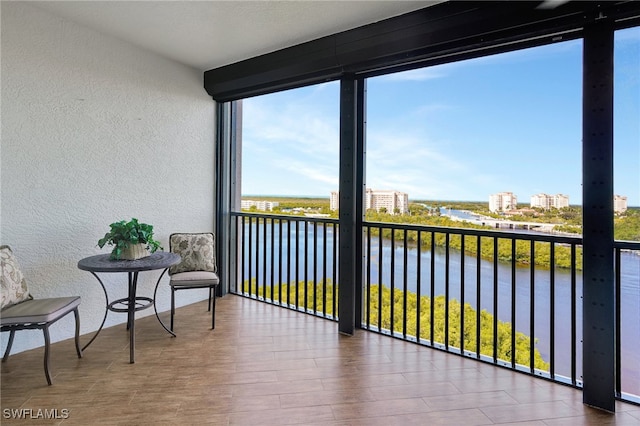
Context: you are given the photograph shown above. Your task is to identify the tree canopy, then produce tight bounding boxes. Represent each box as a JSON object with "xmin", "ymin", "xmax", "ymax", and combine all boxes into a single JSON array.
[{"xmin": 246, "ymin": 279, "xmax": 549, "ymax": 372}]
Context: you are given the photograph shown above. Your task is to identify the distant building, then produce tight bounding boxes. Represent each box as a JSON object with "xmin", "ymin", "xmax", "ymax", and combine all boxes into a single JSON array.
[
  {"xmin": 241, "ymin": 200, "xmax": 279, "ymax": 211},
  {"xmin": 530, "ymin": 194, "xmax": 548, "ymax": 209},
  {"xmin": 530, "ymin": 193, "xmax": 569, "ymax": 210},
  {"xmin": 554, "ymin": 194, "xmax": 570, "ymax": 209},
  {"xmin": 330, "ymin": 189, "xmax": 409, "ymax": 214},
  {"xmin": 366, "ymin": 189, "xmax": 409, "ymax": 214},
  {"xmin": 330, "ymin": 191, "xmax": 339, "ymax": 211},
  {"xmin": 489, "ymin": 192, "xmax": 517, "ymax": 212},
  {"xmin": 614, "ymin": 195, "xmax": 628, "ymax": 213}
]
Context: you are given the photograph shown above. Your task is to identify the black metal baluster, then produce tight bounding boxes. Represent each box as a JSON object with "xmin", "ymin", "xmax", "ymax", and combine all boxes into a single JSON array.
[
  {"xmin": 445, "ymin": 233, "xmax": 450, "ymax": 349},
  {"xmin": 403, "ymin": 229, "xmax": 408, "ymax": 338},
  {"xmin": 550, "ymin": 242, "xmax": 555, "ymax": 378},
  {"xmin": 240, "ymin": 216, "xmax": 245, "ymax": 294},
  {"xmin": 416, "ymin": 231, "xmax": 422, "ymax": 343},
  {"xmin": 571, "ymin": 243, "xmax": 577, "ymax": 386},
  {"xmin": 430, "ymin": 231, "xmax": 435, "ymax": 346},
  {"xmin": 323, "ymin": 222, "xmax": 327, "ymax": 316},
  {"xmin": 390, "ymin": 228, "xmax": 395, "ymax": 335},
  {"xmin": 493, "ymin": 237, "xmax": 498, "ymax": 363},
  {"xmin": 530, "ymin": 240, "xmax": 535, "ymax": 373},
  {"xmin": 476, "ymin": 235, "xmax": 481, "ymax": 359},
  {"xmin": 270, "ymin": 218, "xmax": 275, "ymax": 303},
  {"xmin": 332, "ymin": 222, "xmax": 338, "ymax": 320},
  {"xmin": 255, "ymin": 216, "xmax": 259, "ymax": 296},
  {"xmin": 278, "ymin": 219, "xmax": 283, "ymax": 305},
  {"xmin": 295, "ymin": 220, "xmax": 300, "ymax": 309},
  {"xmin": 366, "ymin": 226, "xmax": 371, "ymax": 328},
  {"xmin": 615, "ymin": 246, "xmax": 622, "ymax": 397},
  {"xmin": 313, "ymin": 221, "xmax": 318, "ymax": 314},
  {"xmin": 511, "ymin": 238, "xmax": 517, "ymax": 368},
  {"xmin": 378, "ymin": 226, "xmax": 383, "ymax": 331},
  {"xmin": 262, "ymin": 217, "xmax": 268, "ymax": 300},
  {"xmin": 287, "ymin": 220, "xmax": 291, "ymax": 307},
  {"xmin": 460, "ymin": 234, "xmax": 465, "ymax": 354},
  {"xmin": 304, "ymin": 221, "xmax": 309, "ymax": 312},
  {"xmin": 248, "ymin": 217, "xmax": 253, "ymax": 296}
]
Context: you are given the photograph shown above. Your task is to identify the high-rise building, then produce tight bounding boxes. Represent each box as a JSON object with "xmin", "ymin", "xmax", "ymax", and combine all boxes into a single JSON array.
[
  {"xmin": 489, "ymin": 192, "xmax": 517, "ymax": 212},
  {"xmin": 530, "ymin": 193, "xmax": 569, "ymax": 210},
  {"xmin": 329, "ymin": 191, "xmax": 339, "ymax": 211},
  {"xmin": 241, "ymin": 200, "xmax": 279, "ymax": 211},
  {"xmin": 554, "ymin": 194, "xmax": 570, "ymax": 209},
  {"xmin": 365, "ymin": 189, "xmax": 409, "ymax": 214},
  {"xmin": 530, "ymin": 193, "xmax": 549, "ymax": 209},
  {"xmin": 614, "ymin": 195, "xmax": 628, "ymax": 213},
  {"xmin": 330, "ymin": 189, "xmax": 409, "ymax": 214}
]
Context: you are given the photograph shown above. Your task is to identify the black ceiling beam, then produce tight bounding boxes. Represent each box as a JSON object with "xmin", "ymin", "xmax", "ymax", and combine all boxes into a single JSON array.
[{"xmin": 204, "ymin": 1, "xmax": 640, "ymax": 102}]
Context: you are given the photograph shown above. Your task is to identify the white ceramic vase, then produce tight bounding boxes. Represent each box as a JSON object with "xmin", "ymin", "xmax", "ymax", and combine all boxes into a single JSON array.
[{"xmin": 120, "ymin": 243, "xmax": 149, "ymax": 260}]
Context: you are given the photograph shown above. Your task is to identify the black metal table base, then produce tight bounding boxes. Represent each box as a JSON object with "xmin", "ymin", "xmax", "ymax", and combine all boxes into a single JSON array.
[{"xmin": 78, "ymin": 252, "xmax": 180, "ymax": 363}]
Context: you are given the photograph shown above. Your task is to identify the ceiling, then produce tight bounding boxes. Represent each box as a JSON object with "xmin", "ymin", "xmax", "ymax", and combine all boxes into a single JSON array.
[{"xmin": 32, "ymin": 1, "xmax": 440, "ymax": 72}]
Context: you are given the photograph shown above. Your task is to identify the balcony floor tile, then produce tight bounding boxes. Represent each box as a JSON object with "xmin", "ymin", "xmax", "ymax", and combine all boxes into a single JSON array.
[{"xmin": 1, "ymin": 294, "xmax": 638, "ymax": 425}]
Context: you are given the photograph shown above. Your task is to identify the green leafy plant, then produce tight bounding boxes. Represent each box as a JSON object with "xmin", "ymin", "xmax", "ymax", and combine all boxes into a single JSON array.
[{"xmin": 97, "ymin": 218, "xmax": 163, "ymax": 259}]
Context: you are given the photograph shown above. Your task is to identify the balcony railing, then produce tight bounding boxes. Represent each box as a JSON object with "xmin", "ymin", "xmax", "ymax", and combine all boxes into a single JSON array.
[
  {"xmin": 228, "ymin": 211, "xmax": 640, "ymax": 405},
  {"xmin": 361, "ymin": 222, "xmax": 582, "ymax": 382},
  {"xmin": 230, "ymin": 213, "xmax": 339, "ymax": 319}
]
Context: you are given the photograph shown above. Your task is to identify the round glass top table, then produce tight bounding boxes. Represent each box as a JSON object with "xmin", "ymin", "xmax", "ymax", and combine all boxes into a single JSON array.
[{"xmin": 78, "ymin": 251, "xmax": 180, "ymax": 363}]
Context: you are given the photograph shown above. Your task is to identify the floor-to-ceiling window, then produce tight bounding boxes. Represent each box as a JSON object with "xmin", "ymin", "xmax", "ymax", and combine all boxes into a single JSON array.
[
  {"xmin": 211, "ymin": 3, "xmax": 640, "ymax": 409},
  {"xmin": 227, "ymin": 82, "xmax": 340, "ymax": 312},
  {"xmin": 363, "ymin": 40, "xmax": 585, "ymax": 384},
  {"xmin": 614, "ymin": 26, "xmax": 640, "ymax": 400}
]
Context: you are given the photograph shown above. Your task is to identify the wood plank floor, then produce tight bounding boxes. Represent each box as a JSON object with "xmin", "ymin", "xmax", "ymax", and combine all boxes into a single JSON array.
[{"xmin": 2, "ymin": 295, "xmax": 639, "ymax": 425}]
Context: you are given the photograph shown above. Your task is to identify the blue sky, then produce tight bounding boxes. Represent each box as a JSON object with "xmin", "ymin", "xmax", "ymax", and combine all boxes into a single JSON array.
[{"xmin": 242, "ymin": 27, "xmax": 639, "ymax": 206}]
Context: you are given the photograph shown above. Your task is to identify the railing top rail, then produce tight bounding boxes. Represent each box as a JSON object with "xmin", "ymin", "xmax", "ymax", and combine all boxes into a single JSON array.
[
  {"xmin": 363, "ymin": 220, "xmax": 584, "ymax": 245},
  {"xmin": 614, "ymin": 240, "xmax": 640, "ymax": 250},
  {"xmin": 231, "ymin": 211, "xmax": 340, "ymax": 224},
  {"xmin": 231, "ymin": 212, "xmax": 639, "ymax": 248}
]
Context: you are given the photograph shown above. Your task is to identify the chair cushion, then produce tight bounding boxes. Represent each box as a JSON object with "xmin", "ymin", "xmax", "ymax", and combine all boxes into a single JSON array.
[
  {"xmin": 0, "ymin": 245, "xmax": 32, "ymax": 310},
  {"xmin": 169, "ymin": 233, "xmax": 216, "ymax": 275},
  {"xmin": 170, "ymin": 271, "xmax": 219, "ymax": 288},
  {"xmin": 0, "ymin": 297, "xmax": 80, "ymax": 325}
]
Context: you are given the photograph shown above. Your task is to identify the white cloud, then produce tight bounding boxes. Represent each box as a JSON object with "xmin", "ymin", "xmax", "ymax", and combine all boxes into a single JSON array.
[
  {"xmin": 241, "ymin": 86, "xmax": 340, "ymax": 196},
  {"xmin": 272, "ymin": 158, "xmax": 338, "ymax": 186}
]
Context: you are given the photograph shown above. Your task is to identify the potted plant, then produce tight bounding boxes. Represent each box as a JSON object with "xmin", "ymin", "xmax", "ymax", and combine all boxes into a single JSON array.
[{"xmin": 97, "ymin": 218, "xmax": 163, "ymax": 260}]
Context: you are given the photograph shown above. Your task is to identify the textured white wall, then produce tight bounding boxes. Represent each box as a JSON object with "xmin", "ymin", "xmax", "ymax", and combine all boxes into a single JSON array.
[{"xmin": 1, "ymin": 3, "xmax": 216, "ymax": 355}]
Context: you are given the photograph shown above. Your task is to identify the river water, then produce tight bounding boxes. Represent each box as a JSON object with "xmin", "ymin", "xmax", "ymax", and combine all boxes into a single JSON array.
[{"xmin": 240, "ymin": 220, "xmax": 640, "ymax": 397}]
